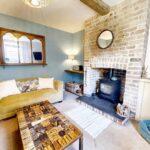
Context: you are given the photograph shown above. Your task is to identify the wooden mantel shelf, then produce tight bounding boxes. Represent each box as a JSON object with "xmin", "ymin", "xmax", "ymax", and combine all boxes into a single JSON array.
[{"xmin": 65, "ymin": 69, "xmax": 84, "ymax": 74}]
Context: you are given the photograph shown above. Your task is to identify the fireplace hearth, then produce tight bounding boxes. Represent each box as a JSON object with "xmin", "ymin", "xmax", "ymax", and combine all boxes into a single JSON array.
[{"xmin": 76, "ymin": 96, "xmax": 128, "ymax": 124}]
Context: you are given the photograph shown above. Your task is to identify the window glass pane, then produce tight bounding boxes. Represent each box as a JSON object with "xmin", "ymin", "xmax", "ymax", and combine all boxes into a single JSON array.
[
  {"xmin": 3, "ymin": 33, "xmax": 19, "ymax": 63},
  {"xmin": 19, "ymin": 36, "xmax": 32, "ymax": 63},
  {"xmin": 32, "ymin": 39, "xmax": 43, "ymax": 63}
]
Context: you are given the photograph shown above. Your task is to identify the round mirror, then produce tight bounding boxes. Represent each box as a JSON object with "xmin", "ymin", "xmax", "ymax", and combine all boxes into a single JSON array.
[{"xmin": 97, "ymin": 30, "xmax": 114, "ymax": 49}]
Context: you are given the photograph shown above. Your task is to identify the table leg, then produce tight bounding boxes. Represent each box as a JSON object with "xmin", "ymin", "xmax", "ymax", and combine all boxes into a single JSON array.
[{"xmin": 79, "ymin": 136, "xmax": 83, "ymax": 150}]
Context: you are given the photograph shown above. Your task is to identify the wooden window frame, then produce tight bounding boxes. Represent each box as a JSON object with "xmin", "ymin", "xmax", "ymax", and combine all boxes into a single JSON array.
[{"xmin": 0, "ymin": 27, "xmax": 47, "ymax": 66}]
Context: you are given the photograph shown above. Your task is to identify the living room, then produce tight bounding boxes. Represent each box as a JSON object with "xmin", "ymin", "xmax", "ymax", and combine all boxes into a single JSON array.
[{"xmin": 0, "ymin": 0, "xmax": 150, "ymax": 150}]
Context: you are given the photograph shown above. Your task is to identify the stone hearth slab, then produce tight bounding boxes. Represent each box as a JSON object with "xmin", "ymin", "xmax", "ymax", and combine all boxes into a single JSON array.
[{"xmin": 76, "ymin": 96, "xmax": 128, "ymax": 125}]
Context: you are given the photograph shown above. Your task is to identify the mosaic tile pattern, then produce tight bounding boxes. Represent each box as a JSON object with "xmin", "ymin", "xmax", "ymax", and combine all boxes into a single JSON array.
[{"xmin": 17, "ymin": 101, "xmax": 82, "ymax": 150}]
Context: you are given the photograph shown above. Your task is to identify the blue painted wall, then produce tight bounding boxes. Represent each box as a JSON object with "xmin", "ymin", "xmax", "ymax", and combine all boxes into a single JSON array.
[
  {"xmin": 72, "ymin": 31, "xmax": 84, "ymax": 83},
  {"xmin": 0, "ymin": 14, "xmax": 84, "ymax": 83},
  {"xmin": 64, "ymin": 30, "xmax": 84, "ymax": 83}
]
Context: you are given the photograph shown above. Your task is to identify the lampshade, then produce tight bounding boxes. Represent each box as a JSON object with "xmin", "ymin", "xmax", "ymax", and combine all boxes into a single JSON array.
[
  {"xmin": 68, "ymin": 55, "xmax": 75, "ymax": 60},
  {"xmin": 23, "ymin": 0, "xmax": 50, "ymax": 8}
]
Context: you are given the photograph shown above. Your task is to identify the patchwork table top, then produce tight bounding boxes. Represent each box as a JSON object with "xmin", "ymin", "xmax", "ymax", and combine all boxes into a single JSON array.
[{"xmin": 17, "ymin": 101, "xmax": 82, "ymax": 150}]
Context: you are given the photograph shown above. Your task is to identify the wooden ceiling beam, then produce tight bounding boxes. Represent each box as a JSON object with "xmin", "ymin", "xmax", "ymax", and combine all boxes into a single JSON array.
[{"xmin": 80, "ymin": 0, "xmax": 110, "ymax": 15}]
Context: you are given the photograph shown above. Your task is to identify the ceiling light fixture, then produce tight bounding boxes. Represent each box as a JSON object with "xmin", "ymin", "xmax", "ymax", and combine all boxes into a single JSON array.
[{"xmin": 23, "ymin": 0, "xmax": 50, "ymax": 8}]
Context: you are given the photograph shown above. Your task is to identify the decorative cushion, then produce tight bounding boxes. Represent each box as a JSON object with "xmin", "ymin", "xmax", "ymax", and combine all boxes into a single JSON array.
[
  {"xmin": 16, "ymin": 79, "xmax": 38, "ymax": 93},
  {"xmin": 38, "ymin": 78, "xmax": 54, "ymax": 90},
  {"xmin": 0, "ymin": 80, "xmax": 21, "ymax": 99}
]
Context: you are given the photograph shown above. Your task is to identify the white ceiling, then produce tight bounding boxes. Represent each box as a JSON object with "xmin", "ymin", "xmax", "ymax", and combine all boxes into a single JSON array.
[{"xmin": 0, "ymin": 0, "xmax": 124, "ymax": 33}]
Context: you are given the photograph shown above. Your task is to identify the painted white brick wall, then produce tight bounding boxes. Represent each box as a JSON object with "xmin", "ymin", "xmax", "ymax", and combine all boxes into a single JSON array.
[{"xmin": 83, "ymin": 0, "xmax": 150, "ymax": 112}]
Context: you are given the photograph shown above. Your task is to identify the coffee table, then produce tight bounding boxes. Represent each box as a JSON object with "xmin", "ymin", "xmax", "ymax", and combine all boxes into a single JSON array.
[{"xmin": 17, "ymin": 101, "xmax": 83, "ymax": 150}]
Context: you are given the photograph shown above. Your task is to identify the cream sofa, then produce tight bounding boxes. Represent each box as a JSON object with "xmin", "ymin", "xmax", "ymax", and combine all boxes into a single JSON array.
[{"xmin": 0, "ymin": 78, "xmax": 64, "ymax": 120}]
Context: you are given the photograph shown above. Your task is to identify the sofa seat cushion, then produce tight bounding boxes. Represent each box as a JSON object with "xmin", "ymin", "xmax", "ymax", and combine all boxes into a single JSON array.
[{"xmin": 0, "ymin": 88, "xmax": 57, "ymax": 114}]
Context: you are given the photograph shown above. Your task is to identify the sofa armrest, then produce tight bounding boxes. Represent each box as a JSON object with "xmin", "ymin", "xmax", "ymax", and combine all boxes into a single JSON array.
[{"xmin": 54, "ymin": 80, "xmax": 64, "ymax": 91}]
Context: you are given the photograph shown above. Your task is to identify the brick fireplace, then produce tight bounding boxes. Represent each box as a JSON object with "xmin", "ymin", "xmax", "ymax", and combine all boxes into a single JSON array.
[{"xmin": 83, "ymin": 0, "xmax": 150, "ymax": 113}]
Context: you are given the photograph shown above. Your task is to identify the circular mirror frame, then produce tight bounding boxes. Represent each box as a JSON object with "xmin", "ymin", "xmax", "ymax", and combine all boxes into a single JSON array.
[{"xmin": 97, "ymin": 30, "xmax": 114, "ymax": 49}]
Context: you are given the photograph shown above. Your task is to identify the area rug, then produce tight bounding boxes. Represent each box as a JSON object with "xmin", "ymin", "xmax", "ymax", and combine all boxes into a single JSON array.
[{"xmin": 65, "ymin": 105, "xmax": 112, "ymax": 139}]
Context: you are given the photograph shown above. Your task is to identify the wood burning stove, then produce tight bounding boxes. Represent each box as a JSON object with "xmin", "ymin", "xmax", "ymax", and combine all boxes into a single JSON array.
[{"xmin": 98, "ymin": 79, "xmax": 121, "ymax": 104}]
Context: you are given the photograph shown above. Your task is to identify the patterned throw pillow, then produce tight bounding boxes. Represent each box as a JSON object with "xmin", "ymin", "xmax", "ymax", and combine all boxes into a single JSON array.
[
  {"xmin": 16, "ymin": 79, "xmax": 39, "ymax": 93},
  {"xmin": 29, "ymin": 79, "xmax": 39, "ymax": 91}
]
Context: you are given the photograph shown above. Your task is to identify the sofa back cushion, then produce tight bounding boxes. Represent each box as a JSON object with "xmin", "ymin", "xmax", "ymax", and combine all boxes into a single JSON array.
[
  {"xmin": 16, "ymin": 76, "xmax": 50, "ymax": 82},
  {"xmin": 16, "ymin": 77, "xmax": 38, "ymax": 82},
  {"xmin": 0, "ymin": 80, "xmax": 21, "ymax": 99}
]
